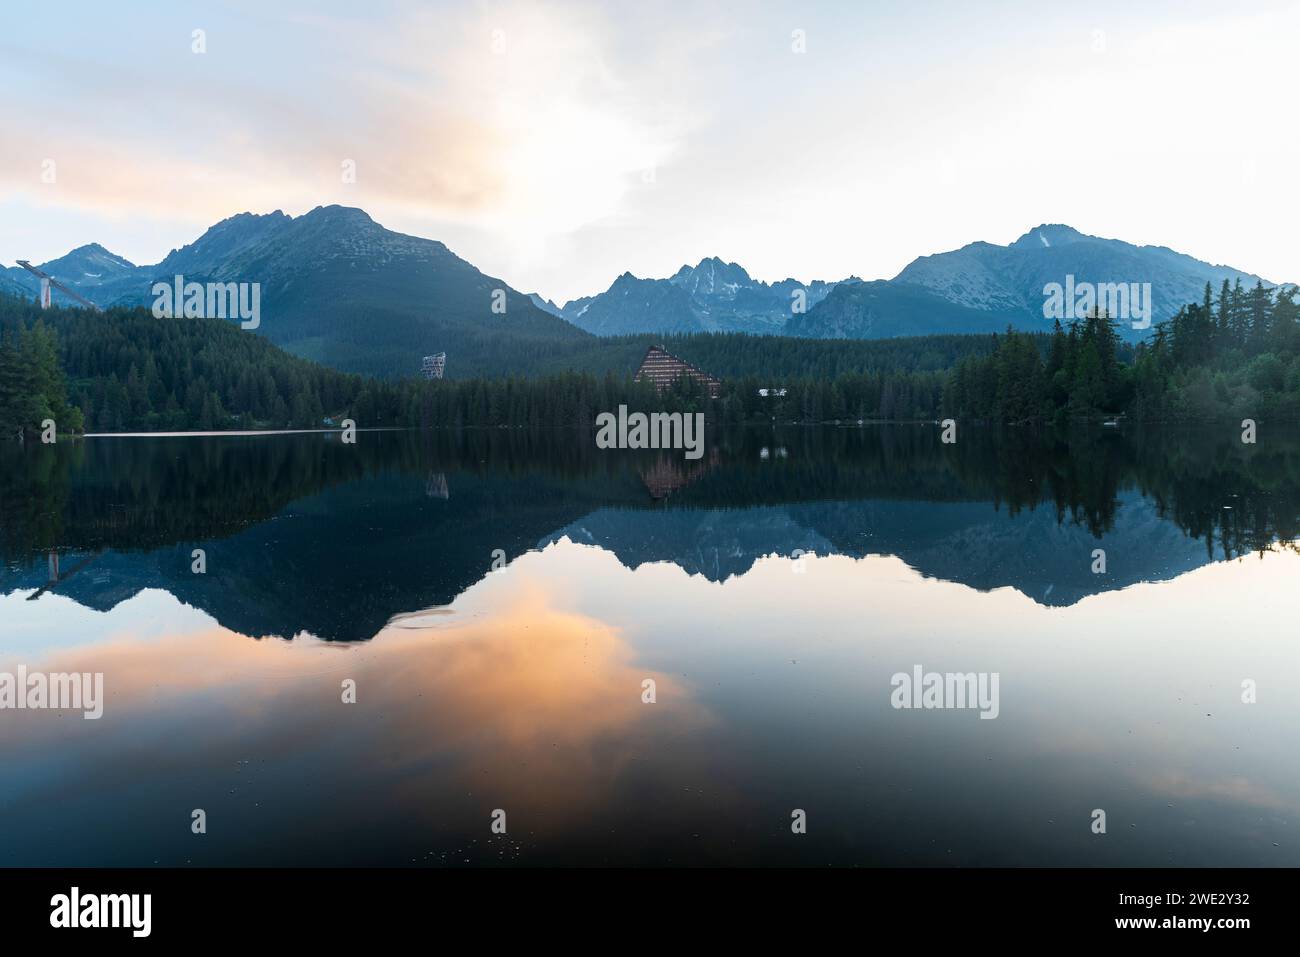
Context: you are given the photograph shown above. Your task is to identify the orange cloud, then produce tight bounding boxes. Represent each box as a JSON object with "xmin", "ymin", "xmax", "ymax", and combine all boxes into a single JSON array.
[{"xmin": 0, "ymin": 579, "xmax": 712, "ymax": 832}]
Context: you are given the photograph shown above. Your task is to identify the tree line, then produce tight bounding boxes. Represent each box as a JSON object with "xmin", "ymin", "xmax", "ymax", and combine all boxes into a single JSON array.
[
  {"xmin": 9, "ymin": 418, "xmax": 1300, "ymax": 577},
  {"xmin": 3, "ymin": 281, "xmax": 1298, "ymax": 435},
  {"xmin": 942, "ymin": 281, "xmax": 1300, "ymax": 424},
  {"xmin": 1, "ymin": 294, "xmax": 958, "ymax": 432}
]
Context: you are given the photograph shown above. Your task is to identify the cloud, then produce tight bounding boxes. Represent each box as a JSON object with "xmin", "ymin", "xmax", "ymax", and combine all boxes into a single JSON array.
[
  {"xmin": 0, "ymin": 579, "xmax": 713, "ymax": 834},
  {"xmin": 0, "ymin": 1, "xmax": 694, "ymax": 250}
]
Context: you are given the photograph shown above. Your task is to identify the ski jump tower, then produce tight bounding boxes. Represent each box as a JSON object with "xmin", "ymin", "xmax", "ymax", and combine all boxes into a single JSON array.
[{"xmin": 15, "ymin": 261, "xmax": 103, "ymax": 312}]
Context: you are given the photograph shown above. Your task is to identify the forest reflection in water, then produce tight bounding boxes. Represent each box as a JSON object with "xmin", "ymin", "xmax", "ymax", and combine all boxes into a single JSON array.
[{"xmin": 1, "ymin": 424, "xmax": 1297, "ymax": 866}]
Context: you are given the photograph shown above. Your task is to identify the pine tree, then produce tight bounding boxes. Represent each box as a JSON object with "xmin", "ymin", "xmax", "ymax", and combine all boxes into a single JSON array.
[{"xmin": 1216, "ymin": 279, "xmax": 1232, "ymax": 348}]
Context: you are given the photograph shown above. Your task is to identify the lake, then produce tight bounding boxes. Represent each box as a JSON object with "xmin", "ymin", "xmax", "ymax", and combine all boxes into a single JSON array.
[{"xmin": 1, "ymin": 424, "xmax": 1298, "ymax": 866}]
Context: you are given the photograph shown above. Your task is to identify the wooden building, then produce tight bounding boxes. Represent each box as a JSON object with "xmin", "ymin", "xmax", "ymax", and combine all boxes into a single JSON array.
[
  {"xmin": 633, "ymin": 345, "xmax": 722, "ymax": 398},
  {"xmin": 639, "ymin": 448, "xmax": 720, "ymax": 500}
]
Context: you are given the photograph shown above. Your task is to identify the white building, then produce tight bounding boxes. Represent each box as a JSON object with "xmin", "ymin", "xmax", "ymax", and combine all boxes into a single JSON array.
[{"xmin": 421, "ymin": 352, "xmax": 447, "ymax": 380}]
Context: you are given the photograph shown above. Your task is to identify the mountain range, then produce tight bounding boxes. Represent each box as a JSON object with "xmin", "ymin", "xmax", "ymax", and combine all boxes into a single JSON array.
[
  {"xmin": 1, "ymin": 428, "xmax": 1249, "ymax": 640},
  {"xmin": 4, "ymin": 211, "xmax": 1281, "ymax": 378},
  {"xmin": 891, "ymin": 223, "xmax": 1274, "ymax": 338},
  {"xmin": 3, "ymin": 206, "xmax": 585, "ymax": 378},
  {"xmin": 568, "ymin": 224, "xmax": 1274, "ymax": 342},
  {"xmin": 556, "ymin": 257, "xmax": 850, "ymax": 335}
]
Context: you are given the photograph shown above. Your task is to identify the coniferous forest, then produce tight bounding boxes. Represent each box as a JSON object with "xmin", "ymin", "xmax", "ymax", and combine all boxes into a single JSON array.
[
  {"xmin": 0, "ymin": 281, "xmax": 1297, "ymax": 435},
  {"xmin": 944, "ymin": 280, "xmax": 1300, "ymax": 425},
  {"xmin": 0, "ymin": 318, "xmax": 84, "ymax": 438}
]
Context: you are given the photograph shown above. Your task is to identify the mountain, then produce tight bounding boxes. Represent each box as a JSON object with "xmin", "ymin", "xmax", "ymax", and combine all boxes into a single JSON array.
[
  {"xmin": 543, "ymin": 490, "xmax": 1209, "ymax": 608},
  {"xmin": 561, "ymin": 272, "xmax": 698, "ymax": 335},
  {"xmin": 560, "ymin": 257, "xmax": 850, "ymax": 335},
  {"xmin": 30, "ymin": 243, "xmax": 136, "ymax": 291},
  {"xmin": 4, "ymin": 426, "xmax": 1267, "ymax": 643},
  {"xmin": 786, "ymin": 279, "xmax": 1020, "ymax": 339},
  {"xmin": 559, "ymin": 225, "xmax": 1276, "ymax": 343},
  {"xmin": 153, "ymin": 210, "xmax": 292, "ymax": 278},
  {"xmin": 29, "ymin": 467, "xmax": 610, "ymax": 642},
  {"xmin": 2, "ymin": 243, "xmax": 139, "ymax": 307},
  {"xmin": 527, "ymin": 293, "xmax": 565, "ymax": 317},
  {"xmin": 851, "ymin": 223, "xmax": 1271, "ymax": 342},
  {"xmin": 165, "ymin": 205, "xmax": 588, "ymax": 377},
  {"xmin": 6, "ymin": 216, "xmax": 1282, "ymax": 362},
  {"xmin": 0, "ymin": 271, "xmax": 27, "ymax": 299},
  {"xmin": 3, "ymin": 207, "xmax": 590, "ymax": 378}
]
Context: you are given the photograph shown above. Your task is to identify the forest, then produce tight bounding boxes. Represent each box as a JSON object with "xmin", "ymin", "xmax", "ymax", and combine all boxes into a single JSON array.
[
  {"xmin": 944, "ymin": 280, "xmax": 1300, "ymax": 425},
  {"xmin": 0, "ymin": 294, "xmax": 990, "ymax": 432},
  {"xmin": 0, "ymin": 280, "xmax": 1296, "ymax": 435},
  {"xmin": 0, "ymin": 319, "xmax": 83, "ymax": 438}
]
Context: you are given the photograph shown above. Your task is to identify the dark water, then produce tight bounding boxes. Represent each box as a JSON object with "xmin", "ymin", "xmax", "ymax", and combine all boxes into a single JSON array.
[{"xmin": 2, "ymin": 425, "xmax": 1298, "ymax": 866}]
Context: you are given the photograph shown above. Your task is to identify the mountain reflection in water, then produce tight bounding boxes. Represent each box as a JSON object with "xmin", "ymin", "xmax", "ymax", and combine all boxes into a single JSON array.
[
  {"xmin": 2, "ymin": 426, "xmax": 1298, "ymax": 866},
  {"xmin": 2, "ymin": 425, "xmax": 1296, "ymax": 641}
]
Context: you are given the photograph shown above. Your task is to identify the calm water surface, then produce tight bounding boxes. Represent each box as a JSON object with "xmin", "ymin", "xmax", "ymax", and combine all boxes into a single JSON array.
[{"xmin": 1, "ymin": 426, "xmax": 1298, "ymax": 865}]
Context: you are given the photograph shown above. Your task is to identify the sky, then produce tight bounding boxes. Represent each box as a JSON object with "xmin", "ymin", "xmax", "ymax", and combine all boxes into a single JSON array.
[{"xmin": 1, "ymin": 0, "xmax": 1296, "ymax": 305}]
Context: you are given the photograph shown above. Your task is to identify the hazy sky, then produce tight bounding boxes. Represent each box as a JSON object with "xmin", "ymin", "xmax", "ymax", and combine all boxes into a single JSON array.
[{"xmin": 2, "ymin": 0, "xmax": 1296, "ymax": 304}]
